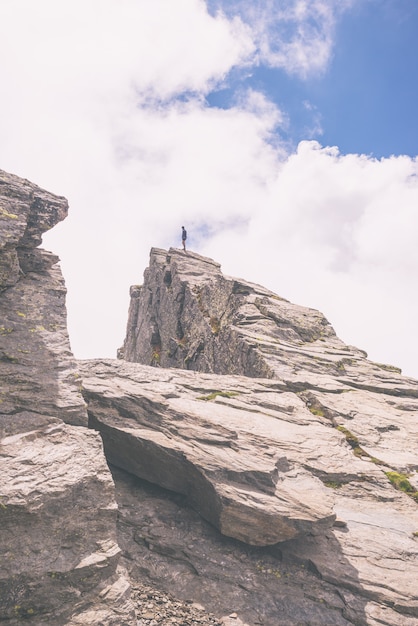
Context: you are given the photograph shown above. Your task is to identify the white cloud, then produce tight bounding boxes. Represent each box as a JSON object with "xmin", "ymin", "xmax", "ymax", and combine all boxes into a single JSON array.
[
  {"xmin": 208, "ymin": 0, "xmax": 356, "ymax": 76},
  {"xmin": 39, "ymin": 94, "xmax": 284, "ymax": 359},
  {"xmin": 0, "ymin": 0, "xmax": 254, "ymax": 103}
]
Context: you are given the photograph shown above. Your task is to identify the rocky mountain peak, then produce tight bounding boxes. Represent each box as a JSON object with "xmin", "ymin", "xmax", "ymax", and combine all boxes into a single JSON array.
[
  {"xmin": 119, "ymin": 247, "xmax": 416, "ymax": 395},
  {"xmin": 120, "ymin": 246, "xmax": 339, "ymax": 378}
]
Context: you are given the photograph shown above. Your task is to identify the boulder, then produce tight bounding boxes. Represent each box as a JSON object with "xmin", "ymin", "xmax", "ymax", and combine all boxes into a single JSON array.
[
  {"xmin": 0, "ymin": 414, "xmax": 133, "ymax": 625},
  {"xmin": 113, "ymin": 466, "xmax": 418, "ymax": 626}
]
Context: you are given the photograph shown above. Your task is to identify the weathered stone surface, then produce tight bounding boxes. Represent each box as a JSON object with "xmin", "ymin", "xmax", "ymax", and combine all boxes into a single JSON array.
[
  {"xmin": 114, "ymin": 467, "xmax": 363, "ymax": 626},
  {"xmin": 0, "ymin": 413, "xmax": 134, "ymax": 625},
  {"xmin": 0, "ymin": 169, "xmax": 68, "ymax": 287},
  {"xmin": 113, "ymin": 463, "xmax": 418, "ymax": 626},
  {"xmin": 81, "ymin": 359, "xmax": 338, "ymax": 546},
  {"xmin": 81, "ymin": 357, "xmax": 418, "ymax": 624},
  {"xmin": 0, "ymin": 169, "xmax": 85, "ymax": 426},
  {"xmin": 109, "ymin": 247, "xmax": 418, "ymax": 624},
  {"xmin": 0, "ymin": 170, "xmax": 135, "ymax": 625},
  {"xmin": 120, "ymin": 247, "xmax": 275, "ymax": 377},
  {"xmin": 120, "ymin": 248, "xmax": 418, "ymax": 475},
  {"xmin": 120, "ymin": 248, "xmax": 418, "ymax": 395}
]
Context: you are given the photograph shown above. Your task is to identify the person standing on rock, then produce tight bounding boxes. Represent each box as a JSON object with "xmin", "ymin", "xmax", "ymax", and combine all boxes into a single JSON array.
[{"xmin": 181, "ymin": 226, "xmax": 187, "ymax": 251}]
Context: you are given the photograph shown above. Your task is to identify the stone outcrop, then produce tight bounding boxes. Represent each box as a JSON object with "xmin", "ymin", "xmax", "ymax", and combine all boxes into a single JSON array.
[
  {"xmin": 112, "ymin": 465, "xmax": 416, "ymax": 626},
  {"xmin": 90, "ymin": 245, "xmax": 418, "ymax": 626},
  {"xmin": 81, "ymin": 358, "xmax": 418, "ymax": 625},
  {"xmin": 119, "ymin": 247, "xmax": 342, "ymax": 378},
  {"xmin": 0, "ymin": 169, "xmax": 85, "ymax": 426},
  {"xmin": 80, "ymin": 360, "xmax": 337, "ymax": 546},
  {"xmin": 0, "ymin": 170, "xmax": 135, "ymax": 625}
]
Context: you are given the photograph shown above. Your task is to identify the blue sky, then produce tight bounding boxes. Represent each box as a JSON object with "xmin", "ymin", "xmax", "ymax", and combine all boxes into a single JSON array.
[
  {"xmin": 315, "ymin": 0, "xmax": 418, "ymax": 156},
  {"xmin": 208, "ymin": 0, "xmax": 418, "ymax": 157},
  {"xmin": 0, "ymin": 0, "xmax": 417, "ymax": 378}
]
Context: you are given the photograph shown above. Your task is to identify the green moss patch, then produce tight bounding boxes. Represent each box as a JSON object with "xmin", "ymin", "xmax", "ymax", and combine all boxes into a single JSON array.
[
  {"xmin": 385, "ymin": 471, "xmax": 418, "ymax": 501},
  {"xmin": 308, "ymin": 406, "xmax": 325, "ymax": 417},
  {"xmin": 197, "ymin": 391, "xmax": 239, "ymax": 401},
  {"xmin": 323, "ymin": 481, "xmax": 343, "ymax": 489}
]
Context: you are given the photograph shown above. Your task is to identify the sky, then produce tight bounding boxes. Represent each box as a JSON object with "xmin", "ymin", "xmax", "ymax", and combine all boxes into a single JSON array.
[{"xmin": 0, "ymin": 0, "xmax": 417, "ymax": 379}]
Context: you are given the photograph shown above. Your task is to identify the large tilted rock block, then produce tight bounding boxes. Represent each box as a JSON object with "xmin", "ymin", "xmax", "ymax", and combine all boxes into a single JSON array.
[
  {"xmin": 81, "ymin": 359, "xmax": 340, "ymax": 545},
  {"xmin": 81, "ymin": 357, "xmax": 418, "ymax": 623},
  {"xmin": 0, "ymin": 170, "xmax": 134, "ymax": 625}
]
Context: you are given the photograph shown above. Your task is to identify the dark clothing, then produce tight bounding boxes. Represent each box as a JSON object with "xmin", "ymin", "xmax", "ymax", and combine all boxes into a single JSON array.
[{"xmin": 181, "ymin": 227, "xmax": 187, "ymax": 251}]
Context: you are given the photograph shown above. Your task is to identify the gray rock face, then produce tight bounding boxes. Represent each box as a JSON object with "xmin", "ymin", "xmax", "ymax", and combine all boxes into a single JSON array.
[
  {"xmin": 120, "ymin": 247, "xmax": 275, "ymax": 377},
  {"xmin": 0, "ymin": 169, "xmax": 86, "ymax": 426},
  {"xmin": 0, "ymin": 413, "xmax": 133, "ymax": 625},
  {"xmin": 120, "ymin": 247, "xmax": 341, "ymax": 378},
  {"xmin": 0, "ymin": 169, "xmax": 68, "ymax": 288},
  {"xmin": 80, "ymin": 360, "xmax": 337, "ymax": 546},
  {"xmin": 113, "ymin": 466, "xmax": 417, "ymax": 626},
  {"xmin": 0, "ymin": 170, "xmax": 135, "ymax": 625},
  {"xmin": 114, "ymin": 466, "xmax": 361, "ymax": 626},
  {"xmin": 107, "ymin": 247, "xmax": 418, "ymax": 624},
  {"xmin": 81, "ymin": 358, "xmax": 418, "ymax": 625}
]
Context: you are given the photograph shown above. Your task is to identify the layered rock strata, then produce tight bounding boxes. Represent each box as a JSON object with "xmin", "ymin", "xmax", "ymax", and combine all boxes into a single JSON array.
[
  {"xmin": 81, "ymin": 358, "xmax": 418, "ymax": 625},
  {"xmin": 0, "ymin": 170, "xmax": 134, "ymax": 625},
  {"xmin": 112, "ymin": 466, "xmax": 416, "ymax": 626},
  {"xmin": 100, "ymin": 246, "xmax": 418, "ymax": 625},
  {"xmin": 80, "ymin": 360, "xmax": 337, "ymax": 546}
]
